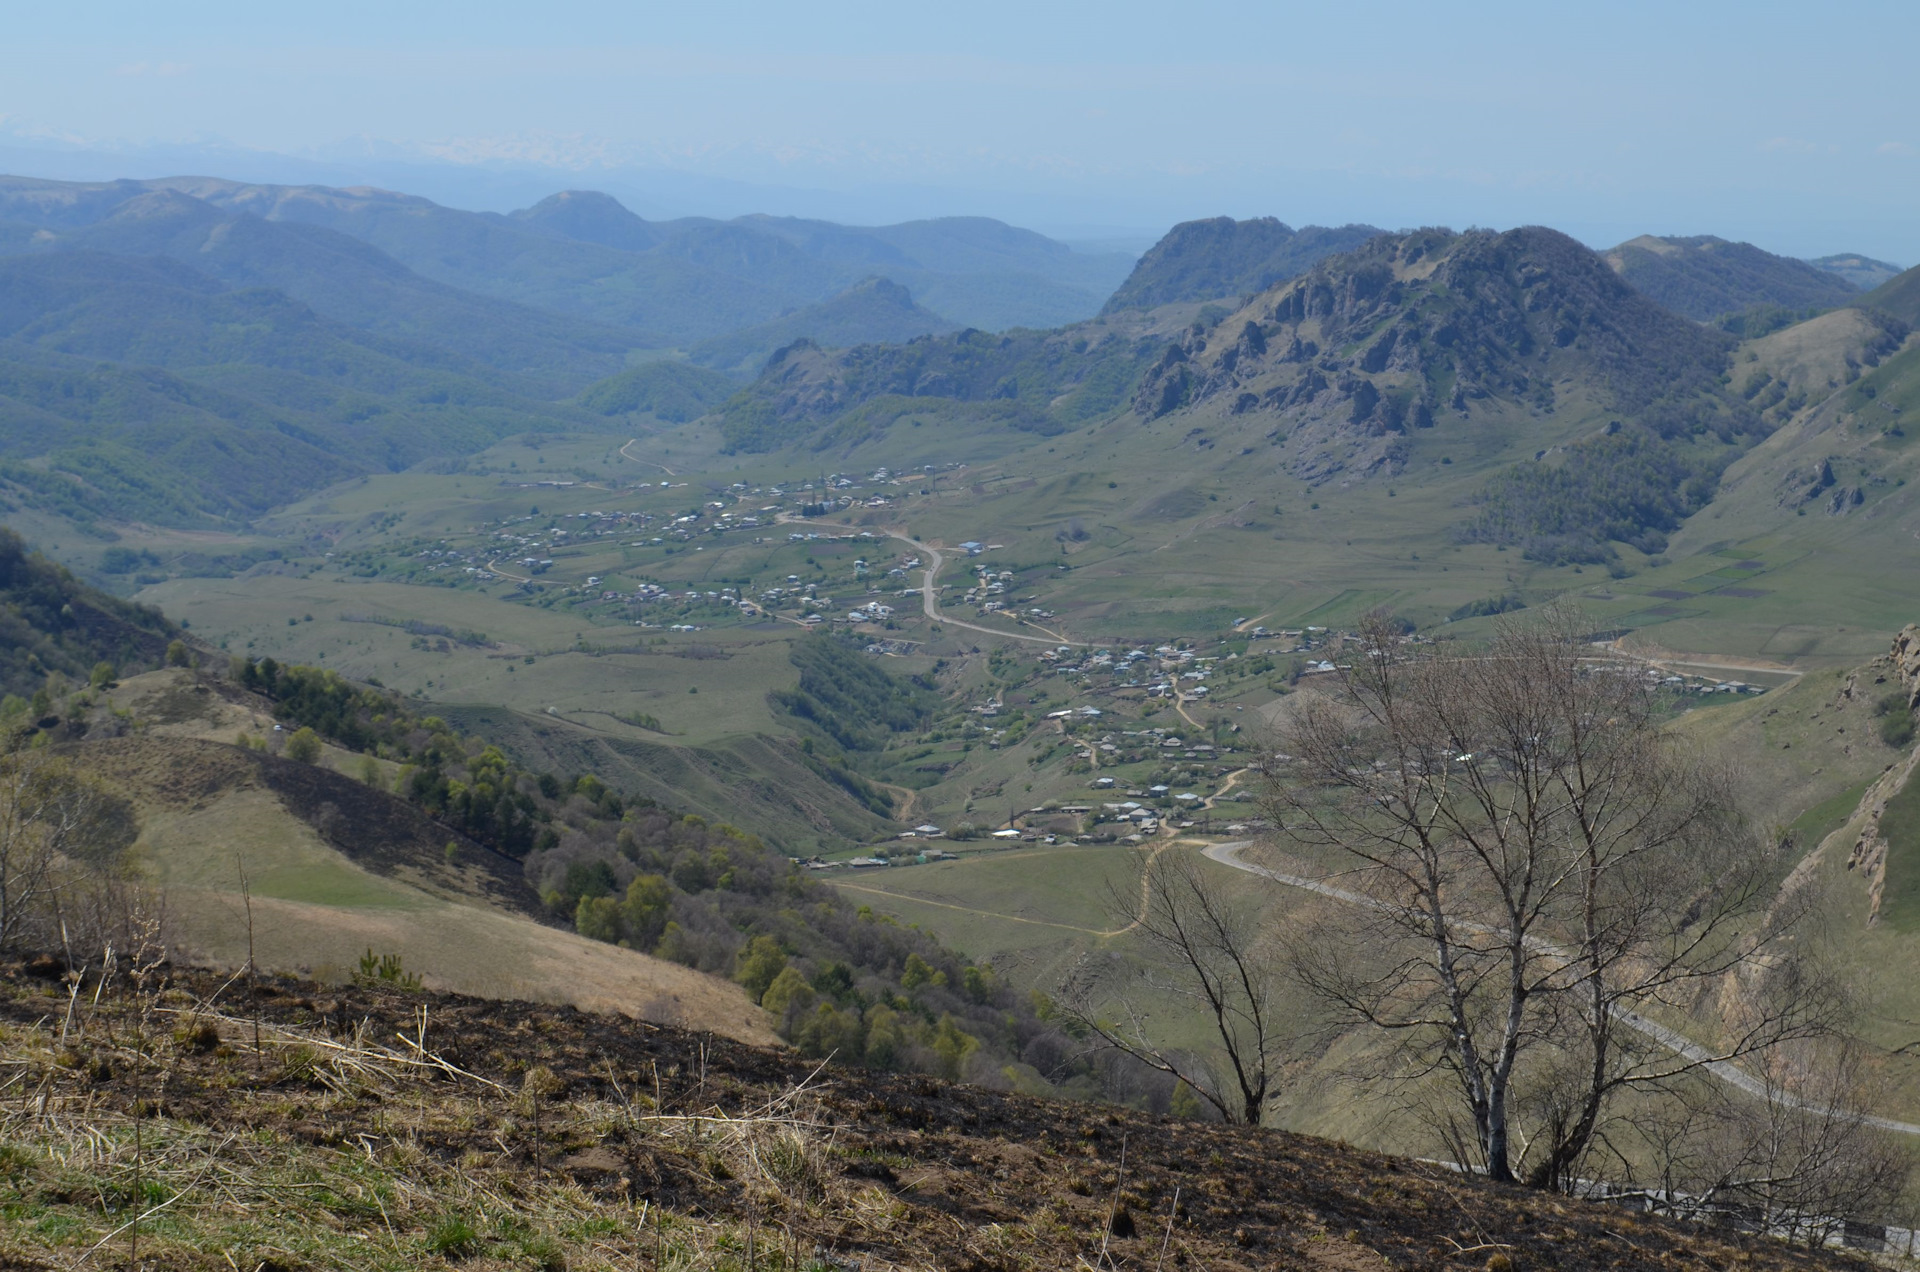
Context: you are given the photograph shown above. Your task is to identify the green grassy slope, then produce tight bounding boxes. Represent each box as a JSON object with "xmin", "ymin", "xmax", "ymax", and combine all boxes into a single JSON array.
[{"xmin": 1859, "ymin": 262, "xmax": 1920, "ymax": 323}]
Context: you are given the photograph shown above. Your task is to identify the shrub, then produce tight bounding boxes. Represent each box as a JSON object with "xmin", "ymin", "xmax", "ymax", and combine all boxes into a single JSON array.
[
  {"xmin": 1882, "ymin": 713, "xmax": 1916, "ymax": 749},
  {"xmin": 352, "ymin": 949, "xmax": 422, "ymax": 991},
  {"xmin": 284, "ymin": 726, "xmax": 323, "ymax": 764},
  {"xmin": 575, "ymin": 895, "xmax": 622, "ymax": 943},
  {"xmin": 761, "ymin": 967, "xmax": 816, "ymax": 1023},
  {"xmin": 734, "ymin": 935, "xmax": 787, "ymax": 1003}
]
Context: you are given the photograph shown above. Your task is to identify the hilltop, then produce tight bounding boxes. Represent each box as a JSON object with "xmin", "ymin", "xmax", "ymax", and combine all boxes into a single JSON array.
[
  {"xmin": 1101, "ymin": 215, "xmax": 1383, "ymax": 313},
  {"xmin": 688, "ymin": 276, "xmax": 958, "ymax": 376},
  {"xmin": 0, "ymin": 959, "xmax": 1871, "ymax": 1272},
  {"xmin": 0, "ymin": 250, "xmax": 600, "ymax": 527},
  {"xmin": 1603, "ymin": 234, "xmax": 1859, "ymax": 322},
  {"xmin": 6, "ymin": 185, "xmax": 655, "ymax": 394},
  {"xmin": 0, "ymin": 174, "xmax": 1136, "ymax": 338},
  {"xmin": 1859, "ymin": 261, "xmax": 1920, "ymax": 323},
  {"xmin": 1812, "ymin": 252, "xmax": 1907, "ymax": 292}
]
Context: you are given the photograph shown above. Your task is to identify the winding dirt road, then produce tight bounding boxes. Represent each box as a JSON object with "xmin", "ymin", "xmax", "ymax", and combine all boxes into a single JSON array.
[
  {"xmin": 1200, "ymin": 839, "xmax": 1920, "ymax": 1136},
  {"xmin": 618, "ymin": 438, "xmax": 677, "ymax": 475},
  {"xmin": 786, "ymin": 516, "xmax": 1087, "ymax": 647}
]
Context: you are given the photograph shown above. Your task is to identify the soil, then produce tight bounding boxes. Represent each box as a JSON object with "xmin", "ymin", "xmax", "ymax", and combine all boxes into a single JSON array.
[{"xmin": 0, "ymin": 960, "xmax": 1869, "ymax": 1272}]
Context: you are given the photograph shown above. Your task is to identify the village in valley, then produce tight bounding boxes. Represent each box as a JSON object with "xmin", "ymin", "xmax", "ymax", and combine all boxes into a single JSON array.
[{"xmin": 220, "ymin": 432, "xmax": 1783, "ymax": 893}]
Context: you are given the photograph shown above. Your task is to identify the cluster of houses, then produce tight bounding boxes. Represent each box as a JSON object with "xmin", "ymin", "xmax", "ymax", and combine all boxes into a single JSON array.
[{"xmin": 1038, "ymin": 644, "xmax": 1223, "ymax": 698}]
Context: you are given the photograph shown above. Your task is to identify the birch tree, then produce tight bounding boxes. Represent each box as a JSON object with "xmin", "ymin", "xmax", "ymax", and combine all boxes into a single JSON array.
[{"xmin": 1259, "ymin": 608, "xmax": 1829, "ymax": 1185}]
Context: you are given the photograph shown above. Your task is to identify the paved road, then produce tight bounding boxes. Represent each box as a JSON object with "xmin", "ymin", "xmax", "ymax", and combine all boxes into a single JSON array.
[{"xmin": 1201, "ymin": 839, "xmax": 1920, "ymax": 1136}]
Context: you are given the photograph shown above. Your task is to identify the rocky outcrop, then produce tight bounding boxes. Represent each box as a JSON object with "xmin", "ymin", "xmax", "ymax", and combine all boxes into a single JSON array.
[
  {"xmin": 1890, "ymin": 624, "xmax": 1920, "ymax": 708},
  {"xmin": 1126, "ymin": 226, "xmax": 1750, "ymax": 508},
  {"xmin": 1840, "ymin": 624, "xmax": 1920, "ymax": 923}
]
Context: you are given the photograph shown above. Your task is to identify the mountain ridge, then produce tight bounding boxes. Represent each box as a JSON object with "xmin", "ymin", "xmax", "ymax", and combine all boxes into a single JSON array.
[
  {"xmin": 688, "ymin": 275, "xmax": 958, "ymax": 375},
  {"xmin": 1102, "ymin": 215, "xmax": 1384, "ymax": 313},
  {"xmin": 0, "ymin": 173, "xmax": 1136, "ymax": 338},
  {"xmin": 1603, "ymin": 233, "xmax": 1859, "ymax": 322}
]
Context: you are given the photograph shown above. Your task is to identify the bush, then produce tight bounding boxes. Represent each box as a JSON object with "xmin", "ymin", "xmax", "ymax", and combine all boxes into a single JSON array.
[
  {"xmin": 284, "ymin": 726, "xmax": 323, "ymax": 764},
  {"xmin": 761, "ymin": 966, "xmax": 816, "ymax": 1021},
  {"xmin": 1448, "ymin": 595, "xmax": 1526, "ymax": 622},
  {"xmin": 352, "ymin": 949, "xmax": 422, "ymax": 991},
  {"xmin": 1882, "ymin": 713, "xmax": 1915, "ymax": 749},
  {"xmin": 734, "ymin": 935, "xmax": 788, "ymax": 1003},
  {"xmin": 575, "ymin": 895, "xmax": 622, "ymax": 943}
]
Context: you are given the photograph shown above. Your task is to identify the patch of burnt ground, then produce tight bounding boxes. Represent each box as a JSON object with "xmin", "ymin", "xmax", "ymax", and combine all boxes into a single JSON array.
[{"xmin": 0, "ymin": 961, "xmax": 1871, "ymax": 1272}]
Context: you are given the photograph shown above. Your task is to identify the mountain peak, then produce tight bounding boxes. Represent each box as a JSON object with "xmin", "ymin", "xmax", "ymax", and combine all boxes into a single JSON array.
[
  {"xmin": 509, "ymin": 189, "xmax": 660, "ymax": 252},
  {"xmin": 1603, "ymin": 234, "xmax": 1858, "ymax": 320},
  {"xmin": 1102, "ymin": 215, "xmax": 1383, "ymax": 314},
  {"xmin": 1131, "ymin": 224, "xmax": 1740, "ymax": 460}
]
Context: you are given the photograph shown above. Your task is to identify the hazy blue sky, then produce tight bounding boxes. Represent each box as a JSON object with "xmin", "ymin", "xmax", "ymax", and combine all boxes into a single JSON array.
[{"xmin": 4, "ymin": 0, "xmax": 1915, "ymax": 258}]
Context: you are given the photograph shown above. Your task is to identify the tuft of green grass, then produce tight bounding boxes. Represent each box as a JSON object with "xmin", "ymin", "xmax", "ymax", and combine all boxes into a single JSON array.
[{"xmin": 425, "ymin": 1215, "xmax": 478, "ymax": 1259}]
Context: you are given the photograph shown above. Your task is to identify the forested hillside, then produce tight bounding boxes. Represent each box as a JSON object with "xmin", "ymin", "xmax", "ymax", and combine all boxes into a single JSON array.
[
  {"xmin": 0, "ymin": 251, "xmax": 601, "ymax": 526},
  {"xmin": 0, "ymin": 174, "xmax": 1135, "ymax": 338},
  {"xmin": 715, "ymin": 318, "xmax": 1169, "ymax": 452},
  {"xmin": 1604, "ymin": 234, "xmax": 1859, "ymax": 321},
  {"xmin": 1101, "ymin": 215, "xmax": 1382, "ymax": 313},
  {"xmin": 228, "ymin": 653, "xmax": 1128, "ymax": 1099},
  {"xmin": 688, "ymin": 276, "xmax": 957, "ymax": 375},
  {"xmin": 13, "ymin": 186, "xmax": 655, "ymax": 393},
  {"xmin": 1811, "ymin": 251, "xmax": 1906, "ymax": 291},
  {"xmin": 0, "ymin": 527, "xmax": 181, "ymax": 700}
]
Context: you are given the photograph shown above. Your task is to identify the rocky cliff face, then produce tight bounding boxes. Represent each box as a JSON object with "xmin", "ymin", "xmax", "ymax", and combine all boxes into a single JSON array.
[
  {"xmin": 1841, "ymin": 624, "xmax": 1920, "ymax": 923},
  {"xmin": 1128, "ymin": 226, "xmax": 1751, "ymax": 482}
]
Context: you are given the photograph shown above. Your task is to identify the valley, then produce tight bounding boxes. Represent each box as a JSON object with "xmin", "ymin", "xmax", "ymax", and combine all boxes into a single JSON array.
[{"xmin": 6, "ymin": 167, "xmax": 1920, "ymax": 1263}]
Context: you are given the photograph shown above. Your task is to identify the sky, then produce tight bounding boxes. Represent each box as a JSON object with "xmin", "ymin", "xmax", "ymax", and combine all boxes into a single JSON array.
[{"xmin": 3, "ymin": 0, "xmax": 1915, "ymax": 260}]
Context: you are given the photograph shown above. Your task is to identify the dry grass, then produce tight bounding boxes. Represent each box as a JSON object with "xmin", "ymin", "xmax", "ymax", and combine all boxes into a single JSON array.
[
  {"xmin": 0, "ymin": 959, "xmax": 1876, "ymax": 1272},
  {"xmin": 0, "ymin": 983, "xmax": 846, "ymax": 1270}
]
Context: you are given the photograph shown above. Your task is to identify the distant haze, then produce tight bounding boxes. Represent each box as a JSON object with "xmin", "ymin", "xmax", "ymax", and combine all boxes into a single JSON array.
[{"xmin": 2, "ymin": 0, "xmax": 1916, "ymax": 262}]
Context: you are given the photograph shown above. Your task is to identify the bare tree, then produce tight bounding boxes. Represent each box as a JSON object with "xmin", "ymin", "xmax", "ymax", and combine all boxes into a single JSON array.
[
  {"xmin": 1065, "ymin": 848, "xmax": 1291, "ymax": 1124},
  {"xmin": 1259, "ymin": 607, "xmax": 1830, "ymax": 1185},
  {"xmin": 0, "ymin": 743, "xmax": 93, "ymax": 949},
  {"xmin": 0, "ymin": 729, "xmax": 147, "ymax": 954},
  {"xmin": 1613, "ymin": 1041, "xmax": 1912, "ymax": 1244}
]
